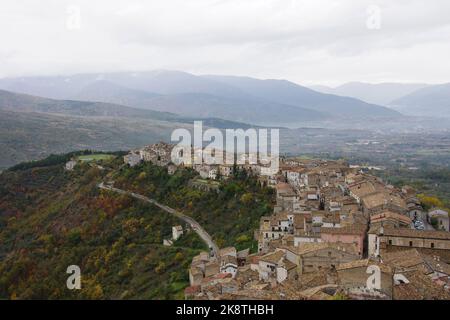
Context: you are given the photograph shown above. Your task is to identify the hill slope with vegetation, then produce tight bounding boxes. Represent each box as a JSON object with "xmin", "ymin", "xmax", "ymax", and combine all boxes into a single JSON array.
[{"xmin": 0, "ymin": 152, "xmax": 274, "ymax": 299}]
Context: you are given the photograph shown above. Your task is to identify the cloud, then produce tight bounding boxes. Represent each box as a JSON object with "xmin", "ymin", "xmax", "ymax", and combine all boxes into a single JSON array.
[{"xmin": 1, "ymin": 0, "xmax": 449, "ymax": 85}]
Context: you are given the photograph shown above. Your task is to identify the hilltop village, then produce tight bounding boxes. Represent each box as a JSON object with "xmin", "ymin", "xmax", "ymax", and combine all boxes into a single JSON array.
[{"xmin": 122, "ymin": 142, "xmax": 450, "ymax": 300}]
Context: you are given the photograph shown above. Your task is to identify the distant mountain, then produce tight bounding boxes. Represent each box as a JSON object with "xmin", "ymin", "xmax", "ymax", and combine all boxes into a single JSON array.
[
  {"xmin": 0, "ymin": 89, "xmax": 178, "ymax": 121},
  {"xmin": 0, "ymin": 71, "xmax": 401, "ymax": 125},
  {"xmin": 204, "ymin": 75, "xmax": 401, "ymax": 118},
  {"xmin": 0, "ymin": 71, "xmax": 249, "ymax": 101},
  {"xmin": 390, "ymin": 83, "xmax": 450, "ymax": 117},
  {"xmin": 310, "ymin": 82, "xmax": 429, "ymax": 106},
  {"xmin": 73, "ymin": 80, "xmax": 162, "ymax": 107}
]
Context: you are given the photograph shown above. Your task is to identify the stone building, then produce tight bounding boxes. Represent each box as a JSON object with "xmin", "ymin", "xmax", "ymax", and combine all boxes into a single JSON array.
[
  {"xmin": 368, "ymin": 226, "xmax": 450, "ymax": 263},
  {"xmin": 283, "ymin": 243, "xmax": 360, "ymax": 275}
]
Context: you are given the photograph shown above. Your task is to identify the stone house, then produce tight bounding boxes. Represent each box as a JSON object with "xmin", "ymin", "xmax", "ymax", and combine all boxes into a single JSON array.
[
  {"xmin": 320, "ymin": 226, "xmax": 367, "ymax": 257},
  {"xmin": 139, "ymin": 142, "xmax": 173, "ymax": 166},
  {"xmin": 428, "ymin": 209, "xmax": 449, "ymax": 232},
  {"xmin": 283, "ymin": 243, "xmax": 360, "ymax": 275},
  {"xmin": 368, "ymin": 226, "xmax": 450, "ymax": 262},
  {"xmin": 276, "ymin": 183, "xmax": 299, "ymax": 212},
  {"xmin": 257, "ymin": 250, "xmax": 297, "ymax": 284},
  {"xmin": 123, "ymin": 152, "xmax": 141, "ymax": 167},
  {"xmin": 370, "ymin": 210, "xmax": 412, "ymax": 229},
  {"xmin": 189, "ymin": 267, "xmax": 204, "ymax": 286},
  {"xmin": 65, "ymin": 160, "xmax": 77, "ymax": 171}
]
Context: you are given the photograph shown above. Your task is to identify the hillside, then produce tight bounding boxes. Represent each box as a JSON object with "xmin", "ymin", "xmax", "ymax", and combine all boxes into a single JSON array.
[
  {"xmin": 0, "ymin": 89, "xmax": 261, "ymax": 169},
  {"xmin": 0, "ymin": 89, "xmax": 179, "ymax": 121},
  {"xmin": 0, "ymin": 153, "xmax": 274, "ymax": 299},
  {"xmin": 390, "ymin": 83, "xmax": 450, "ymax": 117}
]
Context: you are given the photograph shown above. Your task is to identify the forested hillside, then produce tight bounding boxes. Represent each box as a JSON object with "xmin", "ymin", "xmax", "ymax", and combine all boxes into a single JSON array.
[{"xmin": 0, "ymin": 153, "xmax": 274, "ymax": 299}]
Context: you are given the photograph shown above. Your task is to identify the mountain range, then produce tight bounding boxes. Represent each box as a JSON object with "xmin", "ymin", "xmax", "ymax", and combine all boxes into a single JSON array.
[
  {"xmin": 310, "ymin": 82, "xmax": 429, "ymax": 106},
  {"xmin": 0, "ymin": 70, "xmax": 400, "ymax": 125},
  {"xmin": 390, "ymin": 83, "xmax": 450, "ymax": 117},
  {"xmin": 311, "ymin": 81, "xmax": 450, "ymax": 117}
]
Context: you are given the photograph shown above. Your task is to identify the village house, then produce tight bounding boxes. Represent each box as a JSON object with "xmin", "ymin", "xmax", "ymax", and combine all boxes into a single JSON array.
[
  {"xmin": 219, "ymin": 164, "xmax": 233, "ymax": 178},
  {"xmin": 194, "ymin": 164, "xmax": 218, "ymax": 180},
  {"xmin": 123, "ymin": 152, "xmax": 141, "ymax": 167},
  {"xmin": 189, "ymin": 251, "xmax": 217, "ymax": 286},
  {"xmin": 320, "ymin": 226, "xmax": 367, "ymax": 257},
  {"xmin": 283, "ymin": 243, "xmax": 360, "ymax": 275},
  {"xmin": 406, "ymin": 197, "xmax": 424, "ymax": 220},
  {"xmin": 172, "ymin": 225, "xmax": 183, "ymax": 241},
  {"xmin": 258, "ymin": 250, "xmax": 296, "ymax": 284},
  {"xmin": 276, "ymin": 182, "xmax": 299, "ymax": 212},
  {"xmin": 139, "ymin": 142, "xmax": 173, "ymax": 166},
  {"xmin": 281, "ymin": 166, "xmax": 307, "ymax": 188},
  {"xmin": 219, "ymin": 247, "xmax": 238, "ymax": 278},
  {"xmin": 65, "ymin": 160, "xmax": 77, "ymax": 171},
  {"xmin": 428, "ymin": 209, "xmax": 449, "ymax": 232},
  {"xmin": 370, "ymin": 210, "xmax": 412, "ymax": 229},
  {"xmin": 348, "ymin": 180, "xmax": 379, "ymax": 203}
]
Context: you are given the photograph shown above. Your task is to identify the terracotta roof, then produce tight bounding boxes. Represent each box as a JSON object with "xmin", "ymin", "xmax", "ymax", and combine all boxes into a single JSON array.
[
  {"xmin": 259, "ymin": 250, "xmax": 285, "ymax": 265},
  {"xmin": 321, "ymin": 225, "xmax": 366, "ymax": 235},
  {"xmin": 284, "ymin": 242, "xmax": 359, "ymax": 256},
  {"xmin": 348, "ymin": 181, "xmax": 378, "ymax": 198},
  {"xmin": 371, "ymin": 227, "xmax": 450, "ymax": 240},
  {"xmin": 300, "ymin": 285, "xmax": 338, "ymax": 299},
  {"xmin": 221, "ymin": 255, "xmax": 238, "ymax": 266},
  {"xmin": 280, "ymin": 258, "xmax": 297, "ymax": 271},
  {"xmin": 336, "ymin": 259, "xmax": 392, "ymax": 274},
  {"xmin": 276, "ymin": 183, "xmax": 296, "ymax": 195},
  {"xmin": 393, "ymin": 270, "xmax": 450, "ymax": 300},
  {"xmin": 381, "ymin": 249, "xmax": 424, "ymax": 269},
  {"xmin": 219, "ymin": 247, "xmax": 237, "ymax": 257},
  {"xmin": 248, "ymin": 255, "xmax": 261, "ymax": 264},
  {"xmin": 370, "ymin": 210, "xmax": 412, "ymax": 225},
  {"xmin": 362, "ymin": 192, "xmax": 406, "ymax": 210}
]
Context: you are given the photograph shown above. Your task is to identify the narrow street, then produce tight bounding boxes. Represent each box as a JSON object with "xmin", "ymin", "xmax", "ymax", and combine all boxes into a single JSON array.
[{"xmin": 98, "ymin": 182, "xmax": 220, "ymax": 259}]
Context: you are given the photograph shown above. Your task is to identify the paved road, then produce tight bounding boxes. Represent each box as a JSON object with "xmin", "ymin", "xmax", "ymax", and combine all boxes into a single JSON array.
[{"xmin": 98, "ymin": 182, "xmax": 220, "ymax": 259}]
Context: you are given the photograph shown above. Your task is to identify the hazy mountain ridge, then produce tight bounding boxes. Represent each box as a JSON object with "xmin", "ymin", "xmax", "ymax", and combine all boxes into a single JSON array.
[
  {"xmin": 390, "ymin": 83, "xmax": 450, "ymax": 117},
  {"xmin": 205, "ymin": 75, "xmax": 400, "ymax": 118},
  {"xmin": 310, "ymin": 82, "xmax": 429, "ymax": 106},
  {"xmin": 0, "ymin": 89, "xmax": 179, "ymax": 121},
  {"xmin": 0, "ymin": 71, "xmax": 401, "ymax": 125}
]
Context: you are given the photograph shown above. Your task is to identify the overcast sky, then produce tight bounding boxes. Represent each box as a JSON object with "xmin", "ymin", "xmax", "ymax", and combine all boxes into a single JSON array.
[{"xmin": 1, "ymin": 0, "xmax": 450, "ymax": 86}]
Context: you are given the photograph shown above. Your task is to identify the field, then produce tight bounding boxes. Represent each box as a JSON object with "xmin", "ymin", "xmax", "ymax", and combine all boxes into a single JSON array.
[{"xmin": 76, "ymin": 154, "xmax": 115, "ymax": 162}]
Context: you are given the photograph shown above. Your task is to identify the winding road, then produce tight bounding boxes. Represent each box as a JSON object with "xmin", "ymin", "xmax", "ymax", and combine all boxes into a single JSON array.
[{"xmin": 98, "ymin": 182, "xmax": 220, "ymax": 259}]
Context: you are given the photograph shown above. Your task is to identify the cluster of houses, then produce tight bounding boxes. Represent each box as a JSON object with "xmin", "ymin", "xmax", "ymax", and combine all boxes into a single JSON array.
[
  {"xmin": 124, "ymin": 143, "xmax": 450, "ymax": 300},
  {"xmin": 123, "ymin": 142, "xmax": 271, "ymax": 180}
]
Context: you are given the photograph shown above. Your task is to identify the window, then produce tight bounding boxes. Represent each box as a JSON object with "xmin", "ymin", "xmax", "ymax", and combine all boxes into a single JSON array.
[
  {"xmin": 409, "ymin": 241, "xmax": 413, "ymax": 247},
  {"xmin": 388, "ymin": 240, "xmax": 392, "ymax": 245},
  {"xmin": 431, "ymin": 243, "xmax": 435, "ymax": 248}
]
